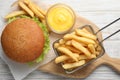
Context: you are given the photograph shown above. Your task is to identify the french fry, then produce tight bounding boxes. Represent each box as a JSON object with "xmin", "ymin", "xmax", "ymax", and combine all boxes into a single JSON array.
[
  {"xmin": 23, "ymin": 0, "xmax": 46, "ymax": 15},
  {"xmin": 96, "ymin": 45, "xmax": 101, "ymax": 52},
  {"xmin": 82, "ymin": 28, "xmax": 91, "ymax": 34},
  {"xmin": 62, "ymin": 60, "xmax": 85, "ymax": 69},
  {"xmin": 78, "ymin": 55, "xmax": 87, "ymax": 60},
  {"xmin": 32, "ymin": 2, "xmax": 46, "ymax": 16},
  {"xmin": 89, "ymin": 54, "xmax": 96, "ymax": 59},
  {"xmin": 5, "ymin": 10, "xmax": 27, "ymax": 19},
  {"xmin": 65, "ymin": 40, "xmax": 72, "ymax": 46},
  {"xmin": 54, "ymin": 43, "xmax": 60, "ymax": 49},
  {"xmin": 67, "ymin": 40, "xmax": 87, "ymax": 47},
  {"xmin": 57, "ymin": 47, "xmax": 78, "ymax": 61},
  {"xmin": 18, "ymin": 1, "xmax": 34, "ymax": 17},
  {"xmin": 71, "ymin": 31, "xmax": 76, "ymax": 35},
  {"xmin": 73, "ymin": 35, "xmax": 95, "ymax": 44},
  {"xmin": 64, "ymin": 34, "xmax": 87, "ymax": 46},
  {"xmin": 55, "ymin": 53, "xmax": 80, "ymax": 64},
  {"xmin": 64, "ymin": 34, "xmax": 95, "ymax": 44},
  {"xmin": 94, "ymin": 43, "xmax": 98, "ymax": 48},
  {"xmin": 73, "ymin": 53, "xmax": 80, "ymax": 59},
  {"xmin": 59, "ymin": 39, "xmax": 65, "ymax": 45},
  {"xmin": 23, "ymin": 0, "xmax": 30, "ymax": 4},
  {"xmin": 88, "ymin": 44, "xmax": 95, "ymax": 54},
  {"xmin": 77, "ymin": 41, "xmax": 87, "ymax": 47},
  {"xmin": 71, "ymin": 40, "xmax": 91, "ymax": 57},
  {"xmin": 55, "ymin": 55, "xmax": 70, "ymax": 64},
  {"xmin": 75, "ymin": 29, "xmax": 97, "ymax": 40},
  {"xmin": 61, "ymin": 44, "xmax": 66, "ymax": 47},
  {"xmin": 94, "ymin": 51, "xmax": 100, "ymax": 56},
  {"xmin": 66, "ymin": 45, "xmax": 82, "ymax": 54},
  {"xmin": 93, "ymin": 40, "xmax": 99, "ymax": 49},
  {"xmin": 63, "ymin": 34, "xmax": 71, "ymax": 40},
  {"xmin": 28, "ymin": 1, "xmax": 44, "ymax": 19}
]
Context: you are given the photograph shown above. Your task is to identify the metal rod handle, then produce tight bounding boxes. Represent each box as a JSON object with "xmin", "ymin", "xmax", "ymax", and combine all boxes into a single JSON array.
[
  {"xmin": 100, "ymin": 29, "xmax": 120, "ymax": 43},
  {"xmin": 95, "ymin": 18, "xmax": 120, "ymax": 34}
]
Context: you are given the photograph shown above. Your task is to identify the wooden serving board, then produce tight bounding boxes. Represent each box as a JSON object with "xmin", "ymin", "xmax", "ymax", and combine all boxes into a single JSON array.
[{"xmin": 38, "ymin": 15, "xmax": 120, "ymax": 78}]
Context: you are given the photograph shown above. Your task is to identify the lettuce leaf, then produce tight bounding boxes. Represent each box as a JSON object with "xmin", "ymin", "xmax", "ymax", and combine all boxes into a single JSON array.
[
  {"xmin": 8, "ymin": 15, "xmax": 50, "ymax": 64},
  {"xmin": 8, "ymin": 17, "xmax": 16, "ymax": 23},
  {"xmin": 32, "ymin": 17, "xmax": 50, "ymax": 63}
]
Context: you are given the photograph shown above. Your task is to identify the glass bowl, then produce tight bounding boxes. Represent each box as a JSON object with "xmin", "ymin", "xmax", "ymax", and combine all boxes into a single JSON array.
[{"xmin": 46, "ymin": 3, "xmax": 76, "ymax": 34}]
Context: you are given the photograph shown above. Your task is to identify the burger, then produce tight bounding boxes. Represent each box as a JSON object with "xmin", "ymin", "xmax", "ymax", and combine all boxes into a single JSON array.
[{"xmin": 1, "ymin": 15, "xmax": 50, "ymax": 63}]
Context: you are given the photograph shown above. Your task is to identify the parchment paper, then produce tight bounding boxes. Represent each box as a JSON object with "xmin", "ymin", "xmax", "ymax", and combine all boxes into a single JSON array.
[{"xmin": 0, "ymin": 1, "xmax": 60, "ymax": 80}]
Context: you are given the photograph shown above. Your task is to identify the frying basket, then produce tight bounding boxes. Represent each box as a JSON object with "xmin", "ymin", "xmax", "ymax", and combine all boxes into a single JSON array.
[{"xmin": 53, "ymin": 18, "xmax": 120, "ymax": 74}]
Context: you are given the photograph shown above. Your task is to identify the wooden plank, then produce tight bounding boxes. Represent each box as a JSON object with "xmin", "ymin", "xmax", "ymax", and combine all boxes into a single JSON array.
[{"xmin": 0, "ymin": 0, "xmax": 120, "ymax": 80}]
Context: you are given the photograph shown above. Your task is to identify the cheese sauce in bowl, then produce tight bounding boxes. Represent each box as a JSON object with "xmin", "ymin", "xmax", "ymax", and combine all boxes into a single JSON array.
[{"xmin": 46, "ymin": 3, "xmax": 75, "ymax": 34}]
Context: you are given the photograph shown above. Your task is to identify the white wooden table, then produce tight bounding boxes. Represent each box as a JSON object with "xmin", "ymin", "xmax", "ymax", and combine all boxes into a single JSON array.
[{"xmin": 0, "ymin": 0, "xmax": 120, "ymax": 80}]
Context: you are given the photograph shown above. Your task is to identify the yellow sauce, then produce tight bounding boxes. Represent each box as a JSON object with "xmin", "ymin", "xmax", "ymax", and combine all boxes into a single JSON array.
[{"xmin": 46, "ymin": 4, "xmax": 75, "ymax": 33}]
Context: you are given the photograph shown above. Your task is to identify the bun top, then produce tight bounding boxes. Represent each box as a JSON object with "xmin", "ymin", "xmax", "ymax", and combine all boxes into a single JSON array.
[{"xmin": 1, "ymin": 18, "xmax": 45, "ymax": 63}]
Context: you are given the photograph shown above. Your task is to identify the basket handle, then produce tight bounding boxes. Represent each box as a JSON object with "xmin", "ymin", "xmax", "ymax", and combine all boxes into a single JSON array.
[
  {"xmin": 95, "ymin": 18, "xmax": 120, "ymax": 34},
  {"xmin": 100, "ymin": 29, "xmax": 120, "ymax": 43},
  {"xmin": 98, "ymin": 54, "xmax": 120, "ymax": 73},
  {"xmin": 95, "ymin": 18, "xmax": 120, "ymax": 43}
]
